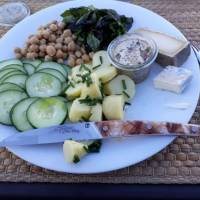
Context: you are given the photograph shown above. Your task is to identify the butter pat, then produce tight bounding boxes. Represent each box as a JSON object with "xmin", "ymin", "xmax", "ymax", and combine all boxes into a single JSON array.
[{"xmin": 153, "ymin": 66, "xmax": 192, "ymax": 93}]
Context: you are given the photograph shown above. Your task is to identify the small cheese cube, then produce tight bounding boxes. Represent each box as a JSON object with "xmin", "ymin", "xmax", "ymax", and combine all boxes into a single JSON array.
[{"xmin": 153, "ymin": 66, "xmax": 192, "ymax": 93}]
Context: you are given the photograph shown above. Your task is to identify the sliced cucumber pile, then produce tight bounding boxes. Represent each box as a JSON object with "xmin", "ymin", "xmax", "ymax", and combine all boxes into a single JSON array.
[{"xmin": 0, "ymin": 58, "xmax": 71, "ymax": 131}]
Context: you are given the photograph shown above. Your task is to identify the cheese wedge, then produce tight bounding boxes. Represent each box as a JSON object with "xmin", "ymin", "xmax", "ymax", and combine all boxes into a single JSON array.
[{"xmin": 135, "ymin": 28, "xmax": 190, "ymax": 67}]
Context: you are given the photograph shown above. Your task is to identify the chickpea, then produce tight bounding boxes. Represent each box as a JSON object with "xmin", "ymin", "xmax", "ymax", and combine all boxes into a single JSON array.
[
  {"xmin": 89, "ymin": 52, "xmax": 94, "ymax": 59},
  {"xmin": 57, "ymin": 30, "xmax": 62, "ymax": 35},
  {"xmin": 49, "ymin": 23, "xmax": 58, "ymax": 32},
  {"xmin": 32, "ymin": 52, "xmax": 38, "ymax": 58},
  {"xmin": 26, "ymin": 52, "xmax": 34, "ymax": 59},
  {"xmin": 72, "ymin": 34, "xmax": 77, "ymax": 40},
  {"xmin": 68, "ymin": 41, "xmax": 76, "ymax": 51},
  {"xmin": 15, "ymin": 53, "xmax": 22, "ymax": 59},
  {"xmin": 42, "ymin": 30, "xmax": 50, "ymax": 39},
  {"xmin": 58, "ymin": 22, "xmax": 65, "ymax": 30},
  {"xmin": 49, "ymin": 34, "xmax": 56, "ymax": 42},
  {"xmin": 63, "ymin": 29, "xmax": 72, "ymax": 37},
  {"xmin": 40, "ymin": 38, "xmax": 46, "ymax": 45},
  {"xmin": 68, "ymin": 53, "xmax": 76, "ymax": 60},
  {"xmin": 14, "ymin": 47, "xmax": 21, "ymax": 54},
  {"xmin": 56, "ymin": 37, "xmax": 63, "ymax": 43},
  {"xmin": 57, "ymin": 58, "xmax": 64, "ymax": 64},
  {"xmin": 75, "ymin": 44, "xmax": 81, "ymax": 50},
  {"xmin": 55, "ymin": 43, "xmax": 62, "ymax": 50},
  {"xmin": 62, "ymin": 45, "xmax": 68, "ymax": 52},
  {"xmin": 44, "ymin": 55, "xmax": 53, "ymax": 61},
  {"xmin": 29, "ymin": 44, "xmax": 39, "ymax": 52},
  {"xmin": 46, "ymin": 45, "xmax": 56, "ymax": 56},
  {"xmin": 56, "ymin": 49, "xmax": 64, "ymax": 59},
  {"xmin": 39, "ymin": 45, "xmax": 46, "ymax": 52},
  {"xmin": 64, "ymin": 36, "xmax": 72, "ymax": 44},
  {"xmin": 39, "ymin": 51, "xmax": 45, "ymax": 58},
  {"xmin": 75, "ymin": 50, "xmax": 82, "ymax": 58},
  {"xmin": 67, "ymin": 57, "xmax": 75, "ymax": 67},
  {"xmin": 82, "ymin": 54, "xmax": 90, "ymax": 62},
  {"xmin": 36, "ymin": 34, "xmax": 42, "ymax": 40},
  {"xmin": 21, "ymin": 48, "xmax": 27, "ymax": 56},
  {"xmin": 30, "ymin": 36, "xmax": 39, "ymax": 44},
  {"xmin": 28, "ymin": 34, "xmax": 34, "ymax": 39},
  {"xmin": 75, "ymin": 58, "xmax": 83, "ymax": 65},
  {"xmin": 80, "ymin": 47, "xmax": 86, "ymax": 54}
]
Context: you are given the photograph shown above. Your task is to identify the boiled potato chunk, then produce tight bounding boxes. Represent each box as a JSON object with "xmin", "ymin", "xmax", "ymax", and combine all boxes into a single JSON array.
[
  {"xmin": 92, "ymin": 50, "xmax": 110, "ymax": 68},
  {"xmin": 69, "ymin": 98, "xmax": 91, "ymax": 122},
  {"xmin": 81, "ymin": 73, "xmax": 102, "ymax": 99},
  {"xmin": 93, "ymin": 66, "xmax": 117, "ymax": 83},
  {"xmin": 102, "ymin": 95, "xmax": 124, "ymax": 120},
  {"xmin": 63, "ymin": 140, "xmax": 88, "ymax": 163},
  {"xmin": 71, "ymin": 63, "xmax": 92, "ymax": 82},
  {"xmin": 65, "ymin": 83, "xmax": 83, "ymax": 100},
  {"xmin": 104, "ymin": 75, "xmax": 136, "ymax": 102},
  {"xmin": 89, "ymin": 104, "xmax": 103, "ymax": 122}
]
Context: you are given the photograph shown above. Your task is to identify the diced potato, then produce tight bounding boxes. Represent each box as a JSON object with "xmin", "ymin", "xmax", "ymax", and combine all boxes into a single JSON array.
[
  {"xmin": 93, "ymin": 66, "xmax": 117, "ymax": 83},
  {"xmin": 69, "ymin": 98, "xmax": 91, "ymax": 122},
  {"xmin": 71, "ymin": 63, "xmax": 92, "ymax": 82},
  {"xmin": 92, "ymin": 50, "xmax": 110, "ymax": 68},
  {"xmin": 65, "ymin": 83, "xmax": 83, "ymax": 100},
  {"xmin": 102, "ymin": 95, "xmax": 124, "ymax": 120},
  {"xmin": 104, "ymin": 75, "xmax": 136, "ymax": 102},
  {"xmin": 63, "ymin": 140, "xmax": 87, "ymax": 163},
  {"xmin": 81, "ymin": 73, "xmax": 102, "ymax": 99},
  {"xmin": 89, "ymin": 104, "xmax": 103, "ymax": 122}
]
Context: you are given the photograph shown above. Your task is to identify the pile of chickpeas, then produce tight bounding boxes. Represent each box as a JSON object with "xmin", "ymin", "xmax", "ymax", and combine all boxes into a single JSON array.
[{"xmin": 14, "ymin": 20, "xmax": 93, "ymax": 67}]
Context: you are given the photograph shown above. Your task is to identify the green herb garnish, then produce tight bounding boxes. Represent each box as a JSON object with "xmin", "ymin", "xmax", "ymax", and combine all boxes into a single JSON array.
[
  {"xmin": 123, "ymin": 91, "xmax": 130, "ymax": 98},
  {"xmin": 79, "ymin": 95, "xmax": 102, "ymax": 106},
  {"xmin": 80, "ymin": 116, "xmax": 89, "ymax": 122},
  {"xmin": 92, "ymin": 64, "xmax": 101, "ymax": 70},
  {"xmin": 77, "ymin": 73, "xmax": 93, "ymax": 87},
  {"xmin": 125, "ymin": 102, "xmax": 131, "ymax": 106},
  {"xmin": 87, "ymin": 140, "xmax": 102, "ymax": 153},
  {"xmin": 65, "ymin": 81, "xmax": 75, "ymax": 90},
  {"xmin": 99, "ymin": 56, "xmax": 103, "ymax": 64},
  {"xmin": 122, "ymin": 79, "xmax": 127, "ymax": 90},
  {"xmin": 79, "ymin": 63, "xmax": 91, "ymax": 72},
  {"xmin": 73, "ymin": 154, "xmax": 80, "ymax": 163}
]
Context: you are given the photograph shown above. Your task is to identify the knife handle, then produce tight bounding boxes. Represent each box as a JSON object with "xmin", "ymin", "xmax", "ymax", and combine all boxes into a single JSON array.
[{"xmin": 95, "ymin": 120, "xmax": 200, "ymax": 137}]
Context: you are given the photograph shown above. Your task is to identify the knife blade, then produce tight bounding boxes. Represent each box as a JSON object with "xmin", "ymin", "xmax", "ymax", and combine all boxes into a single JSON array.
[{"xmin": 0, "ymin": 120, "xmax": 200, "ymax": 147}]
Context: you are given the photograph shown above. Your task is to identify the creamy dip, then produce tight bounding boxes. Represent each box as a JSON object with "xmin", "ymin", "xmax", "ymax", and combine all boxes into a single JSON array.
[{"xmin": 113, "ymin": 38, "xmax": 152, "ymax": 66}]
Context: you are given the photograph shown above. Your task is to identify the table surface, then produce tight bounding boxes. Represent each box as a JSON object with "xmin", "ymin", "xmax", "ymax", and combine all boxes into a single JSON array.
[{"xmin": 0, "ymin": 0, "xmax": 200, "ymax": 198}]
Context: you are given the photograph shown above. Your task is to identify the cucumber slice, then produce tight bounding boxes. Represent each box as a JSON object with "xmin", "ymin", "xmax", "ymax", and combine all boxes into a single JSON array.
[
  {"xmin": 26, "ymin": 72, "xmax": 62, "ymax": 97},
  {"xmin": 22, "ymin": 59, "xmax": 42, "ymax": 67},
  {"xmin": 0, "ymin": 90, "xmax": 27, "ymax": 125},
  {"xmin": 37, "ymin": 62, "xmax": 67, "ymax": 77},
  {"xmin": 24, "ymin": 63, "xmax": 35, "ymax": 75},
  {"xmin": 27, "ymin": 97, "xmax": 68, "ymax": 128},
  {"xmin": 0, "ymin": 83, "xmax": 24, "ymax": 92},
  {"xmin": 37, "ymin": 68, "xmax": 66, "ymax": 82},
  {"xmin": 11, "ymin": 97, "xmax": 38, "ymax": 131},
  {"xmin": 0, "ymin": 71, "xmax": 26, "ymax": 83},
  {"xmin": 3, "ymin": 64, "xmax": 26, "ymax": 73},
  {"xmin": 3, "ymin": 74, "xmax": 28, "ymax": 88},
  {"xmin": 0, "ymin": 59, "xmax": 22, "ymax": 69},
  {"xmin": 0, "ymin": 68, "xmax": 20, "ymax": 80},
  {"xmin": 62, "ymin": 64, "xmax": 72, "ymax": 75}
]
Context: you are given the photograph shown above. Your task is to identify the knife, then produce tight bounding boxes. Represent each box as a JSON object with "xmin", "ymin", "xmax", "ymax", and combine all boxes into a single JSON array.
[{"xmin": 0, "ymin": 120, "xmax": 200, "ymax": 147}]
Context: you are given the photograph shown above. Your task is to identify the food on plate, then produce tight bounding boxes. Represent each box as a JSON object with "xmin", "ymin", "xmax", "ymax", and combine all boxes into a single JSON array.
[
  {"xmin": 14, "ymin": 21, "xmax": 92, "ymax": 67},
  {"xmin": 27, "ymin": 97, "xmax": 68, "ymax": 128},
  {"xmin": 69, "ymin": 98, "xmax": 91, "ymax": 122},
  {"xmin": 11, "ymin": 97, "xmax": 38, "ymax": 131},
  {"xmin": 63, "ymin": 140, "xmax": 102, "ymax": 163},
  {"xmin": 103, "ymin": 75, "xmax": 136, "ymax": 102},
  {"xmin": 153, "ymin": 66, "xmax": 192, "ymax": 93},
  {"xmin": 107, "ymin": 33, "xmax": 158, "ymax": 83},
  {"xmin": 89, "ymin": 104, "xmax": 103, "ymax": 122},
  {"xmin": 0, "ymin": 90, "xmax": 27, "ymax": 125},
  {"xmin": 135, "ymin": 28, "xmax": 191, "ymax": 67},
  {"xmin": 65, "ymin": 82, "xmax": 83, "ymax": 100},
  {"xmin": 61, "ymin": 6, "xmax": 133, "ymax": 52},
  {"xmin": 102, "ymin": 95, "xmax": 124, "ymax": 120}
]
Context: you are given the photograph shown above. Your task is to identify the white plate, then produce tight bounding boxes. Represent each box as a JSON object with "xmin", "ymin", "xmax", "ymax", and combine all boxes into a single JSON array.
[{"xmin": 0, "ymin": 0, "xmax": 199, "ymax": 174}]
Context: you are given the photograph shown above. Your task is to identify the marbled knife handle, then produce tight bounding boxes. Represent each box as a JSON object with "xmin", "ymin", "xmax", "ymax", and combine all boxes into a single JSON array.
[{"xmin": 95, "ymin": 120, "xmax": 200, "ymax": 137}]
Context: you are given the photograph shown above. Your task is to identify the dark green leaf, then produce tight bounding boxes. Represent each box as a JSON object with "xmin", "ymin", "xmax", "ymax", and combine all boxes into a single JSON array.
[{"xmin": 87, "ymin": 33, "xmax": 100, "ymax": 51}]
